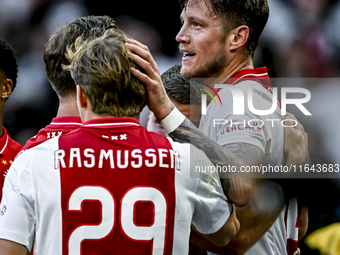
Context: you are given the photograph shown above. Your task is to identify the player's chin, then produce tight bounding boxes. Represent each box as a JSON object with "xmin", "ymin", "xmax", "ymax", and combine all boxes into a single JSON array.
[{"xmin": 180, "ymin": 65, "xmax": 196, "ymax": 80}]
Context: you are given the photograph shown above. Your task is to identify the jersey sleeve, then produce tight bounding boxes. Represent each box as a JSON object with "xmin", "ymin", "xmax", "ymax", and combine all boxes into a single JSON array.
[
  {"xmin": 189, "ymin": 146, "xmax": 233, "ymax": 235},
  {"xmin": 199, "ymin": 81, "xmax": 268, "ymax": 153},
  {"xmin": 168, "ymin": 139, "xmax": 232, "ymax": 236},
  {"xmin": 0, "ymin": 150, "xmax": 36, "ymax": 251}
]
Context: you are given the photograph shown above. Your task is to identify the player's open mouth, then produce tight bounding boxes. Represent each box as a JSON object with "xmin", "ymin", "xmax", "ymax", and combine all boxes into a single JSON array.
[{"xmin": 183, "ymin": 52, "xmax": 196, "ymax": 60}]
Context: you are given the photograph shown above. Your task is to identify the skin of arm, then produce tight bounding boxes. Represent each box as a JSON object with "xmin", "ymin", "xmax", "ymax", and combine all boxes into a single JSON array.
[
  {"xmin": 284, "ymin": 113, "xmax": 309, "ymax": 166},
  {"xmin": 193, "ymin": 205, "xmax": 240, "ymax": 247},
  {"xmin": 0, "ymin": 239, "xmax": 29, "ymax": 255},
  {"xmin": 299, "ymin": 205, "xmax": 309, "ymax": 241},
  {"xmin": 190, "ymin": 178, "xmax": 285, "ymax": 254}
]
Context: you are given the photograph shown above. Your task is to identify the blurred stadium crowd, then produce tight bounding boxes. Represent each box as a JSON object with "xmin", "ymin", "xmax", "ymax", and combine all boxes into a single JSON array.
[{"xmin": 1, "ymin": 0, "xmax": 340, "ymax": 254}]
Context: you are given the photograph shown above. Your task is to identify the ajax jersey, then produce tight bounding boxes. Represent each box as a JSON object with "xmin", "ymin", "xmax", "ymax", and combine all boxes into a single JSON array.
[
  {"xmin": 22, "ymin": 116, "xmax": 82, "ymax": 150},
  {"xmin": 0, "ymin": 117, "xmax": 231, "ymax": 255},
  {"xmin": 199, "ymin": 67, "xmax": 284, "ymax": 167},
  {"xmin": 0, "ymin": 126, "xmax": 22, "ymax": 202},
  {"xmin": 200, "ymin": 67, "xmax": 295, "ymax": 255}
]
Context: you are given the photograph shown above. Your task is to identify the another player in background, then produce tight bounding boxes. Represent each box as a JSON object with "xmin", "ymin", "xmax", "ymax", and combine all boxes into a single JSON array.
[
  {"xmin": 127, "ymin": 0, "xmax": 309, "ymax": 253},
  {"xmin": 0, "ymin": 29, "xmax": 239, "ymax": 254},
  {"xmin": 160, "ymin": 64, "xmax": 203, "ymax": 128},
  {"xmin": 0, "ymin": 39, "xmax": 22, "ymax": 201},
  {"xmin": 147, "ymin": 64, "xmax": 204, "ymax": 137},
  {"xmin": 22, "ymin": 15, "xmax": 118, "ymax": 150}
]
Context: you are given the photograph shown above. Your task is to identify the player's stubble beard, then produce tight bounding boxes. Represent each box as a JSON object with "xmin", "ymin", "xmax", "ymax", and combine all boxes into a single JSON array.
[{"xmin": 180, "ymin": 38, "xmax": 228, "ymax": 79}]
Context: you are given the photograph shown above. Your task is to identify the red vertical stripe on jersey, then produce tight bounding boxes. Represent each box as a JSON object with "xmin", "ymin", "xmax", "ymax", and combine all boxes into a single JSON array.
[
  {"xmin": 284, "ymin": 199, "xmax": 300, "ymax": 255},
  {"xmin": 58, "ymin": 120, "xmax": 176, "ymax": 255}
]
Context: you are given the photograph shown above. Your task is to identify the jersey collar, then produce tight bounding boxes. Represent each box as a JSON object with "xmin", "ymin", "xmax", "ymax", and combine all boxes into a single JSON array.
[
  {"xmin": 0, "ymin": 126, "xmax": 10, "ymax": 156},
  {"xmin": 82, "ymin": 117, "xmax": 141, "ymax": 129},
  {"xmin": 50, "ymin": 116, "xmax": 82, "ymax": 126},
  {"xmin": 214, "ymin": 67, "xmax": 272, "ymax": 94},
  {"xmin": 224, "ymin": 67, "xmax": 269, "ymax": 85}
]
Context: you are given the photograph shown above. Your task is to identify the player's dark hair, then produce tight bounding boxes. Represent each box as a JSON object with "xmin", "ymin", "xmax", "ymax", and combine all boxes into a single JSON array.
[
  {"xmin": 161, "ymin": 64, "xmax": 204, "ymax": 105},
  {"xmin": 0, "ymin": 39, "xmax": 18, "ymax": 93},
  {"xmin": 179, "ymin": 0, "xmax": 269, "ymax": 58},
  {"xmin": 44, "ymin": 15, "xmax": 118, "ymax": 98}
]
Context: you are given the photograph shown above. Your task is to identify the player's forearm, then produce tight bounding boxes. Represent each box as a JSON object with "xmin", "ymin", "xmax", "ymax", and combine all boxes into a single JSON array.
[
  {"xmin": 169, "ymin": 118, "xmax": 240, "ymax": 166},
  {"xmin": 0, "ymin": 239, "xmax": 29, "ymax": 255},
  {"xmin": 224, "ymin": 180, "xmax": 286, "ymax": 253},
  {"xmin": 196, "ymin": 179, "xmax": 286, "ymax": 255},
  {"xmin": 157, "ymin": 107, "xmax": 240, "ymax": 169},
  {"xmin": 211, "ymin": 206, "xmax": 269, "ymax": 255},
  {"xmin": 166, "ymin": 116, "xmax": 265, "ymax": 206},
  {"xmin": 203, "ymin": 205, "xmax": 240, "ymax": 247},
  {"xmin": 159, "ymin": 108, "xmax": 268, "ymax": 208},
  {"xmin": 166, "ymin": 117, "xmax": 243, "ymax": 199}
]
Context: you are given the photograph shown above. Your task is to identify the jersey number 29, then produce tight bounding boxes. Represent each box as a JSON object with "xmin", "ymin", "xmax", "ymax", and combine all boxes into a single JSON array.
[{"xmin": 67, "ymin": 186, "xmax": 167, "ymax": 255}]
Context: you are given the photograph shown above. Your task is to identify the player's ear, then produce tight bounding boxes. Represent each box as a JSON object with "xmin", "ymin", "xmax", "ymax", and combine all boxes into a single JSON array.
[
  {"xmin": 1, "ymin": 78, "xmax": 13, "ymax": 100},
  {"xmin": 76, "ymin": 84, "xmax": 87, "ymax": 108},
  {"xmin": 229, "ymin": 25, "xmax": 249, "ymax": 51}
]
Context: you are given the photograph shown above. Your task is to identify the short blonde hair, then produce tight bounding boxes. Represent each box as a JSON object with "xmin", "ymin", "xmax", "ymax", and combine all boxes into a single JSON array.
[{"xmin": 64, "ymin": 29, "xmax": 146, "ymax": 117}]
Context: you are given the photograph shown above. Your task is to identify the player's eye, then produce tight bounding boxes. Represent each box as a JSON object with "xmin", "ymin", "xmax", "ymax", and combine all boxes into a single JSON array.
[{"xmin": 192, "ymin": 22, "xmax": 201, "ymax": 28}]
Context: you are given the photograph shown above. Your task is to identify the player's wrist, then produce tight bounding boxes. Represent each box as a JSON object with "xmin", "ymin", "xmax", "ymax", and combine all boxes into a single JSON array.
[
  {"xmin": 150, "ymin": 98, "xmax": 175, "ymax": 120},
  {"xmin": 160, "ymin": 107, "xmax": 186, "ymax": 134}
]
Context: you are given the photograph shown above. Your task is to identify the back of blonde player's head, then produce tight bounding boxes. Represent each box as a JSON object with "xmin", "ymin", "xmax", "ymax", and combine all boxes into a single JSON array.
[{"xmin": 65, "ymin": 29, "xmax": 146, "ymax": 118}]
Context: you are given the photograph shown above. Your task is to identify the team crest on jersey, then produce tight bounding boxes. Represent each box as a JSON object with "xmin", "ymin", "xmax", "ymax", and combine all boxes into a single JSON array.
[{"xmin": 102, "ymin": 134, "xmax": 127, "ymax": 141}]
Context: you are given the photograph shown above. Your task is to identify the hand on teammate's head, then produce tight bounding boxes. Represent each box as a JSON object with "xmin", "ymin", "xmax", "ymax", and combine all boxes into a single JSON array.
[{"xmin": 126, "ymin": 38, "xmax": 174, "ymax": 121}]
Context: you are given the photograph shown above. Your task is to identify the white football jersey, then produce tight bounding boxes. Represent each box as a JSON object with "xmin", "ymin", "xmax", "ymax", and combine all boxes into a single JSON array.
[
  {"xmin": 200, "ymin": 67, "xmax": 290, "ymax": 255},
  {"xmin": 199, "ymin": 68, "xmax": 284, "ymax": 167},
  {"xmin": 0, "ymin": 117, "xmax": 232, "ymax": 255}
]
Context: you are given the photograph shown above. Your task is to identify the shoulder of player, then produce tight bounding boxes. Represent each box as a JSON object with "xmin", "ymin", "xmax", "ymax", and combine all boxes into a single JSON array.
[
  {"xmin": 8, "ymin": 138, "xmax": 60, "ymax": 182},
  {"xmin": 7, "ymin": 136, "xmax": 23, "ymax": 152},
  {"xmin": 19, "ymin": 136, "xmax": 60, "ymax": 159}
]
